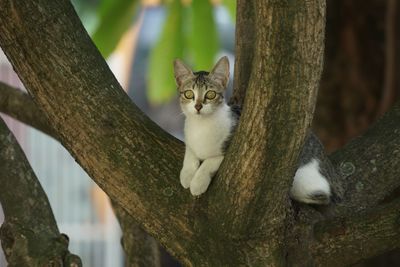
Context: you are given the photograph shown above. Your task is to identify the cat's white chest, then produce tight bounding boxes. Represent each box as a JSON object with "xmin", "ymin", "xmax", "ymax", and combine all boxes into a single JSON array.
[{"xmin": 184, "ymin": 107, "xmax": 232, "ymax": 160}]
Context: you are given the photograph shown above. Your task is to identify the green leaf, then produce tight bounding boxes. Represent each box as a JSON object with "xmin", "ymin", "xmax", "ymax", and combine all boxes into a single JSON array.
[
  {"xmin": 148, "ymin": 0, "xmax": 184, "ymax": 105},
  {"xmin": 92, "ymin": 0, "xmax": 139, "ymax": 58},
  {"xmin": 188, "ymin": 0, "xmax": 219, "ymax": 70},
  {"xmin": 223, "ymin": 0, "xmax": 236, "ymax": 22}
]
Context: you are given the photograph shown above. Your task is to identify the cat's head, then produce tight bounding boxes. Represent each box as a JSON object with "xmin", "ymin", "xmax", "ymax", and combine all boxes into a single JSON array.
[{"xmin": 173, "ymin": 56, "xmax": 230, "ymax": 117}]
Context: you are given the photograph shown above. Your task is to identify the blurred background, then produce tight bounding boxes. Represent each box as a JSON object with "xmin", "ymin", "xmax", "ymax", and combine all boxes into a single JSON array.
[{"xmin": 0, "ymin": 0, "xmax": 399, "ymax": 266}]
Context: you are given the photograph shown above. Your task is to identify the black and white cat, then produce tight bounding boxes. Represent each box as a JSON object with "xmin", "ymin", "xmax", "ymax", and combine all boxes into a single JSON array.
[{"xmin": 174, "ymin": 56, "xmax": 332, "ymax": 204}]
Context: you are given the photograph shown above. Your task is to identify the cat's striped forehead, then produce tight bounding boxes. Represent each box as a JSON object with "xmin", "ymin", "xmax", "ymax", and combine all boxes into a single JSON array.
[
  {"xmin": 180, "ymin": 71, "xmax": 223, "ymax": 92},
  {"xmin": 192, "ymin": 71, "xmax": 210, "ymax": 88}
]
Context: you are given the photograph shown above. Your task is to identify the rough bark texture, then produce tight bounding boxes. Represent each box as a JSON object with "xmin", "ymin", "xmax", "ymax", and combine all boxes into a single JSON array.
[
  {"xmin": 312, "ymin": 199, "xmax": 400, "ymax": 266},
  {"xmin": 0, "ymin": 118, "xmax": 81, "ymax": 266},
  {"xmin": 331, "ymin": 101, "xmax": 400, "ymax": 213},
  {"xmin": 0, "ymin": 84, "xmax": 161, "ymax": 267},
  {"xmin": 0, "ymin": 81, "xmax": 55, "ymax": 137},
  {"xmin": 211, "ymin": 1, "xmax": 326, "ymax": 264},
  {"xmin": 229, "ymin": 1, "xmax": 255, "ymax": 107},
  {"xmin": 0, "ymin": 0, "xmax": 399, "ymax": 266}
]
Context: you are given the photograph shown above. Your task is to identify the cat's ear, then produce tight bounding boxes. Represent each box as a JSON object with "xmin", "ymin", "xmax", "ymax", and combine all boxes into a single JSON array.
[
  {"xmin": 173, "ymin": 59, "xmax": 194, "ymax": 88},
  {"xmin": 210, "ymin": 56, "xmax": 230, "ymax": 88}
]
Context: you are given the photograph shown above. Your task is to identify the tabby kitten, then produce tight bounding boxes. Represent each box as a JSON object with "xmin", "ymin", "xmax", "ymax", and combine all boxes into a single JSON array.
[{"xmin": 174, "ymin": 56, "xmax": 332, "ymax": 204}]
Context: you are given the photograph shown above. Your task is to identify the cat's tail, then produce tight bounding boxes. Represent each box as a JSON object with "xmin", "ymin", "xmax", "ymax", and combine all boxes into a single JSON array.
[{"xmin": 290, "ymin": 159, "xmax": 331, "ymax": 205}]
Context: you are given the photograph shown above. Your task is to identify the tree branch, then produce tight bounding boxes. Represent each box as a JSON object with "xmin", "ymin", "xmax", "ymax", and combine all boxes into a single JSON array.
[
  {"xmin": 0, "ymin": 118, "xmax": 81, "ymax": 266},
  {"xmin": 229, "ymin": 0, "xmax": 255, "ymax": 107},
  {"xmin": 0, "ymin": 81, "xmax": 55, "ymax": 137},
  {"xmin": 288, "ymin": 101, "xmax": 400, "ymax": 266},
  {"xmin": 312, "ymin": 198, "xmax": 400, "ymax": 266},
  {"xmin": 0, "ymin": 84, "xmax": 161, "ymax": 267},
  {"xmin": 214, "ymin": 0, "xmax": 326, "ymax": 238},
  {"xmin": 0, "ymin": 1, "xmax": 196, "ymax": 264},
  {"xmin": 330, "ymin": 101, "xmax": 400, "ymax": 214}
]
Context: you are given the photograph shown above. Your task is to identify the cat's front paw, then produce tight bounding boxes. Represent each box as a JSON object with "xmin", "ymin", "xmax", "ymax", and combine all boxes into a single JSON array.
[
  {"xmin": 189, "ymin": 172, "xmax": 211, "ymax": 196},
  {"xmin": 180, "ymin": 167, "xmax": 196, "ymax": 189}
]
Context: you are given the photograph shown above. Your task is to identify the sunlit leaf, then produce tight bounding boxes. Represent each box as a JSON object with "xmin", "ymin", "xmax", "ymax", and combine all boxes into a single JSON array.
[
  {"xmin": 223, "ymin": 0, "xmax": 236, "ymax": 22},
  {"xmin": 148, "ymin": 0, "xmax": 184, "ymax": 104},
  {"xmin": 92, "ymin": 0, "xmax": 139, "ymax": 58},
  {"xmin": 188, "ymin": 0, "xmax": 219, "ymax": 70}
]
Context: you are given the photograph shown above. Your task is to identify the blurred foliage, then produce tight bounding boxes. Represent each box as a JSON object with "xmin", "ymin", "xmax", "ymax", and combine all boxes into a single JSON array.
[
  {"xmin": 188, "ymin": 0, "xmax": 219, "ymax": 70},
  {"xmin": 148, "ymin": 0, "xmax": 185, "ymax": 103},
  {"xmin": 223, "ymin": 0, "xmax": 236, "ymax": 21},
  {"xmin": 92, "ymin": 0, "xmax": 140, "ymax": 57},
  {"xmin": 73, "ymin": 0, "xmax": 235, "ymax": 104},
  {"xmin": 149, "ymin": 0, "xmax": 220, "ymax": 104}
]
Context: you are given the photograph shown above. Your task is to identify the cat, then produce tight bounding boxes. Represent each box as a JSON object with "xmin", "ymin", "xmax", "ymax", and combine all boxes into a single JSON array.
[{"xmin": 174, "ymin": 56, "xmax": 333, "ymax": 204}]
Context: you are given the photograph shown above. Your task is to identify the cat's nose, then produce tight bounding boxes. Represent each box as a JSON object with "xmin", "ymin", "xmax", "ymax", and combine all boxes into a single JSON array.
[{"xmin": 195, "ymin": 103, "xmax": 203, "ymax": 111}]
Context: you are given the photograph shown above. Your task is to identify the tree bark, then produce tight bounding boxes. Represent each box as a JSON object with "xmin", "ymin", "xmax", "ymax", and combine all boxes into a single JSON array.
[
  {"xmin": 0, "ymin": 81, "xmax": 55, "ymax": 137},
  {"xmin": 0, "ymin": 81, "xmax": 161, "ymax": 267},
  {"xmin": 0, "ymin": 118, "xmax": 81, "ymax": 266},
  {"xmin": 210, "ymin": 1, "xmax": 326, "ymax": 264},
  {"xmin": 0, "ymin": 0, "xmax": 192, "ymax": 261},
  {"xmin": 0, "ymin": 0, "xmax": 399, "ymax": 266},
  {"xmin": 312, "ymin": 198, "xmax": 400, "ymax": 266},
  {"xmin": 331, "ymin": 101, "xmax": 400, "ymax": 213},
  {"xmin": 229, "ymin": 1, "xmax": 255, "ymax": 107}
]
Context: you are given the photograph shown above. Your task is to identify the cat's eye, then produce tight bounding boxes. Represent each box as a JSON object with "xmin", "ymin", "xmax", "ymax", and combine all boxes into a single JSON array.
[
  {"xmin": 205, "ymin": 90, "xmax": 217, "ymax": 100},
  {"xmin": 183, "ymin": 90, "xmax": 194, "ymax": 99}
]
